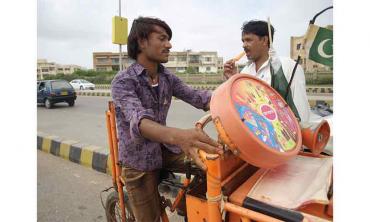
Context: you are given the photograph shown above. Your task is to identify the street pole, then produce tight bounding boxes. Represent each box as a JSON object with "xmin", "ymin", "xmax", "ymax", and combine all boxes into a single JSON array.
[{"xmin": 118, "ymin": 0, "xmax": 122, "ymax": 71}]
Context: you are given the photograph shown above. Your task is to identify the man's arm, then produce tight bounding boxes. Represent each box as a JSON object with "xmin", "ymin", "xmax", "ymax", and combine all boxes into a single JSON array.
[
  {"xmin": 139, "ymin": 119, "xmax": 222, "ymax": 170},
  {"xmin": 172, "ymin": 74, "xmax": 212, "ymax": 111},
  {"xmin": 112, "ymin": 75, "xmax": 222, "ymax": 170}
]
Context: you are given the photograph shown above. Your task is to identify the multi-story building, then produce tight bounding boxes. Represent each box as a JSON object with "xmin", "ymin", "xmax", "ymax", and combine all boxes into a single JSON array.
[
  {"xmin": 290, "ymin": 25, "xmax": 333, "ymax": 73},
  {"xmin": 93, "ymin": 50, "xmax": 223, "ymax": 74},
  {"xmin": 37, "ymin": 59, "xmax": 85, "ymax": 79},
  {"xmin": 93, "ymin": 52, "xmax": 134, "ymax": 72}
]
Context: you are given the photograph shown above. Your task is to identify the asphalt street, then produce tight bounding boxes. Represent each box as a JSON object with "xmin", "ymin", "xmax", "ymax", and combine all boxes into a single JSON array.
[
  {"xmin": 37, "ymin": 96, "xmax": 218, "ymax": 149},
  {"xmin": 38, "ymin": 150, "xmax": 111, "ymax": 222},
  {"xmin": 38, "ymin": 150, "xmax": 183, "ymax": 222}
]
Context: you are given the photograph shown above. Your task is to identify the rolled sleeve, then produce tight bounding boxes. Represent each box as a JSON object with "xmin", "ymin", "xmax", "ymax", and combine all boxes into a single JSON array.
[
  {"xmin": 112, "ymin": 75, "xmax": 156, "ymax": 142},
  {"xmin": 129, "ymin": 109, "xmax": 155, "ymax": 141},
  {"xmin": 172, "ymin": 74, "xmax": 212, "ymax": 111}
]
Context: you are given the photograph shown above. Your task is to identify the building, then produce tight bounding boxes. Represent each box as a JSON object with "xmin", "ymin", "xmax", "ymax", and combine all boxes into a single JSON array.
[
  {"xmin": 93, "ymin": 52, "xmax": 134, "ymax": 72},
  {"xmin": 37, "ymin": 59, "xmax": 85, "ymax": 79},
  {"xmin": 93, "ymin": 50, "xmax": 223, "ymax": 73},
  {"xmin": 290, "ymin": 25, "xmax": 333, "ymax": 73}
]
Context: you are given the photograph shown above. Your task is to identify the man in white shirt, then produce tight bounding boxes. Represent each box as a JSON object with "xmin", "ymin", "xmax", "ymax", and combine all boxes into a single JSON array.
[{"xmin": 224, "ymin": 20, "xmax": 310, "ymax": 122}]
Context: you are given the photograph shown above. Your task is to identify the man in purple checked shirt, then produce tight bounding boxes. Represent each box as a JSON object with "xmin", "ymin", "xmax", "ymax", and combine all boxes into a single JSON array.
[{"xmin": 111, "ymin": 16, "xmax": 223, "ymax": 222}]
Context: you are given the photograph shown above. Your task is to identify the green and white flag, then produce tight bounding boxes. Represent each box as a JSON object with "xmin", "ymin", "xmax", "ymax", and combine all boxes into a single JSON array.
[{"xmin": 305, "ymin": 24, "xmax": 333, "ymax": 68}]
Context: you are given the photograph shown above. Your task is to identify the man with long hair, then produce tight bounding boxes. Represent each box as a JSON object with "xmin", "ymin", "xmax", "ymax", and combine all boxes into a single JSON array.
[{"xmin": 111, "ymin": 16, "xmax": 223, "ymax": 221}]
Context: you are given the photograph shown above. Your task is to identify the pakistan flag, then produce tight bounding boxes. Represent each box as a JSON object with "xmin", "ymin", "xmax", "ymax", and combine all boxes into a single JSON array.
[{"xmin": 305, "ymin": 24, "xmax": 333, "ymax": 68}]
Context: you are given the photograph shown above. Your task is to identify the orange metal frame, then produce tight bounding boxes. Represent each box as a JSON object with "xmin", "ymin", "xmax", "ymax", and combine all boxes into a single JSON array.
[
  {"xmin": 106, "ymin": 102, "xmax": 332, "ymax": 222},
  {"xmin": 106, "ymin": 102, "xmax": 173, "ymax": 222}
]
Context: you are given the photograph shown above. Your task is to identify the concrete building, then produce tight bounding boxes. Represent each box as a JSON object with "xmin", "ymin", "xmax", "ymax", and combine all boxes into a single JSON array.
[
  {"xmin": 290, "ymin": 25, "xmax": 333, "ymax": 73},
  {"xmin": 93, "ymin": 50, "xmax": 223, "ymax": 73},
  {"xmin": 93, "ymin": 52, "xmax": 134, "ymax": 72},
  {"xmin": 37, "ymin": 59, "xmax": 85, "ymax": 79}
]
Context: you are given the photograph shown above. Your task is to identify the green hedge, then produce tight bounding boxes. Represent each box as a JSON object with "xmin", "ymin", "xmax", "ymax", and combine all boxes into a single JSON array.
[
  {"xmin": 42, "ymin": 70, "xmax": 333, "ymax": 85},
  {"xmin": 42, "ymin": 70, "xmax": 116, "ymax": 84}
]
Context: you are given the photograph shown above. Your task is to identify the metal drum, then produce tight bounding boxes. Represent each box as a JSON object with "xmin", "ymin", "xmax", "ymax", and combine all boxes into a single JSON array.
[{"xmin": 210, "ymin": 74, "xmax": 302, "ymax": 168}]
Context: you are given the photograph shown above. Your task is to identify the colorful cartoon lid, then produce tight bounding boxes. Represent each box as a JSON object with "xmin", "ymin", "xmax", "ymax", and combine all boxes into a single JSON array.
[{"xmin": 210, "ymin": 74, "xmax": 302, "ymax": 168}]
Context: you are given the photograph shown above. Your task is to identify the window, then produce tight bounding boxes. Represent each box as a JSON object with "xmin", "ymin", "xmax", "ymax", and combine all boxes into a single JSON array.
[
  {"xmin": 206, "ymin": 67, "xmax": 211, "ymax": 71},
  {"xmin": 296, "ymin": 43, "xmax": 301, "ymax": 50},
  {"xmin": 169, "ymin": 56, "xmax": 175, "ymax": 61},
  {"xmin": 65, "ymin": 68, "xmax": 70, "ymax": 71},
  {"xmin": 189, "ymin": 55, "xmax": 200, "ymax": 63},
  {"xmin": 42, "ymin": 69, "xmax": 48, "ymax": 72},
  {"xmin": 58, "ymin": 68, "xmax": 63, "ymax": 71},
  {"xmin": 97, "ymin": 67, "xmax": 107, "ymax": 71},
  {"xmin": 39, "ymin": 82, "xmax": 45, "ymax": 90},
  {"xmin": 205, "ymin": 57, "xmax": 212, "ymax": 62},
  {"xmin": 97, "ymin": 58, "xmax": 109, "ymax": 63},
  {"xmin": 112, "ymin": 58, "xmax": 119, "ymax": 64},
  {"xmin": 177, "ymin": 56, "xmax": 187, "ymax": 62},
  {"xmin": 51, "ymin": 81, "xmax": 73, "ymax": 90}
]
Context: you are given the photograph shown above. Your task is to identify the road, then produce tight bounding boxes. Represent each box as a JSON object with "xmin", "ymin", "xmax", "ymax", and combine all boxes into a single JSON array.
[
  {"xmin": 37, "ymin": 96, "xmax": 218, "ymax": 149},
  {"xmin": 38, "ymin": 150, "xmax": 183, "ymax": 222},
  {"xmin": 38, "ymin": 150, "xmax": 111, "ymax": 222}
]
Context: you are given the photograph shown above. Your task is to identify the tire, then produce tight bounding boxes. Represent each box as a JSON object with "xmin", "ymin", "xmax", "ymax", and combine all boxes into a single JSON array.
[
  {"xmin": 68, "ymin": 100, "xmax": 75, "ymax": 107},
  {"xmin": 45, "ymin": 98, "xmax": 52, "ymax": 109},
  {"xmin": 105, "ymin": 190, "xmax": 135, "ymax": 222}
]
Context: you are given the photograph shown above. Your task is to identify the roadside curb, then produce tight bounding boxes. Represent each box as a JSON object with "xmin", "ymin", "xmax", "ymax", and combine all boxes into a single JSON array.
[
  {"xmin": 77, "ymin": 90, "xmax": 333, "ymax": 106},
  {"xmin": 37, "ymin": 131, "xmax": 111, "ymax": 175},
  {"xmin": 77, "ymin": 91, "xmax": 112, "ymax": 97},
  {"xmin": 37, "ymin": 132, "xmax": 185, "ymax": 184},
  {"xmin": 95, "ymin": 84, "xmax": 333, "ymax": 93}
]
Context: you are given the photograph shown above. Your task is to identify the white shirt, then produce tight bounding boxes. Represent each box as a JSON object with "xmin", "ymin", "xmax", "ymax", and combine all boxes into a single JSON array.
[{"xmin": 240, "ymin": 57, "xmax": 310, "ymax": 122}]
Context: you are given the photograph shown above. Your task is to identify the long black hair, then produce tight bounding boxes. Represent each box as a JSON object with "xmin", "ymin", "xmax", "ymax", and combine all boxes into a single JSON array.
[{"xmin": 127, "ymin": 17, "xmax": 172, "ymax": 60}]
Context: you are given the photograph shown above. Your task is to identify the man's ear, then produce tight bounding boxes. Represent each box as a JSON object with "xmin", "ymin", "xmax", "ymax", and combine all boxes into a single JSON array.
[{"xmin": 138, "ymin": 38, "xmax": 147, "ymax": 51}]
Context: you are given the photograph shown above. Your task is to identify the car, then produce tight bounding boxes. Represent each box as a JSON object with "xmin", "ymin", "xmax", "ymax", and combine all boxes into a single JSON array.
[
  {"xmin": 70, "ymin": 79, "xmax": 95, "ymax": 90},
  {"xmin": 37, "ymin": 80, "xmax": 77, "ymax": 109}
]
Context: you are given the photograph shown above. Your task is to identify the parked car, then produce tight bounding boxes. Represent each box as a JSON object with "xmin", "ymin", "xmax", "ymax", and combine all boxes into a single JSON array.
[
  {"xmin": 70, "ymin": 79, "xmax": 95, "ymax": 90},
  {"xmin": 37, "ymin": 80, "xmax": 77, "ymax": 109}
]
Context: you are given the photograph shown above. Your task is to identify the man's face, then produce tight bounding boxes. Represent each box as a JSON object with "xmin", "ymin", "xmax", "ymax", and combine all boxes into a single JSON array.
[
  {"xmin": 139, "ymin": 25, "xmax": 172, "ymax": 63},
  {"xmin": 242, "ymin": 33, "xmax": 268, "ymax": 61}
]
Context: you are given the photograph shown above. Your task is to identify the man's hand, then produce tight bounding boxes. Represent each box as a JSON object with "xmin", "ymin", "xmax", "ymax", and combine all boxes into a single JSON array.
[
  {"xmin": 139, "ymin": 119, "xmax": 223, "ymax": 171},
  {"xmin": 174, "ymin": 128, "xmax": 223, "ymax": 171},
  {"xmin": 223, "ymin": 59, "xmax": 237, "ymax": 80}
]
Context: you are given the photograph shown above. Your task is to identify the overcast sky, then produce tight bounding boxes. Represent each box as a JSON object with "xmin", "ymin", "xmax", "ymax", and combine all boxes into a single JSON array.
[{"xmin": 37, "ymin": 0, "xmax": 333, "ymax": 69}]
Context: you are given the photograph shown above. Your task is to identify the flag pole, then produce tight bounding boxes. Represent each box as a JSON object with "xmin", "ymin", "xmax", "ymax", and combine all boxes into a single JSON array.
[
  {"xmin": 267, "ymin": 17, "xmax": 273, "ymax": 48},
  {"xmin": 285, "ymin": 6, "xmax": 333, "ymax": 99}
]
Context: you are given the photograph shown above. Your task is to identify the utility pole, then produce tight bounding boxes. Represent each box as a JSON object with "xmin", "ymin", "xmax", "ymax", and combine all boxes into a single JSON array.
[{"xmin": 118, "ymin": 0, "xmax": 122, "ymax": 71}]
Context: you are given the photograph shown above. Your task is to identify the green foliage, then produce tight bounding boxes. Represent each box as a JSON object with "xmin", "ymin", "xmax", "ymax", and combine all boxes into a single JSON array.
[
  {"xmin": 186, "ymin": 67, "xmax": 196, "ymax": 73},
  {"xmin": 306, "ymin": 77, "xmax": 333, "ymax": 85},
  {"xmin": 42, "ymin": 69, "xmax": 117, "ymax": 84}
]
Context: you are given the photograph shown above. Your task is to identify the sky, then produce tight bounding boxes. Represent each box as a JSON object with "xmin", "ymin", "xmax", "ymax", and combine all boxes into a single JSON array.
[{"xmin": 37, "ymin": 0, "xmax": 333, "ymax": 69}]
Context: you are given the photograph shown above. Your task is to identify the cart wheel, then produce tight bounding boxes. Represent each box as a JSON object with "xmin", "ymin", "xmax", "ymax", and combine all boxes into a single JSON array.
[{"xmin": 105, "ymin": 190, "xmax": 135, "ymax": 222}]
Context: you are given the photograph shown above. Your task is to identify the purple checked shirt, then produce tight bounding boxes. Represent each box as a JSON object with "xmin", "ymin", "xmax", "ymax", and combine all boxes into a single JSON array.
[{"xmin": 111, "ymin": 63, "xmax": 212, "ymax": 171}]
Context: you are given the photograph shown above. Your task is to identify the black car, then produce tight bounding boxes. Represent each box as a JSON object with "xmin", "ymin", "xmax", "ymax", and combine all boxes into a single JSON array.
[{"xmin": 37, "ymin": 80, "xmax": 77, "ymax": 109}]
